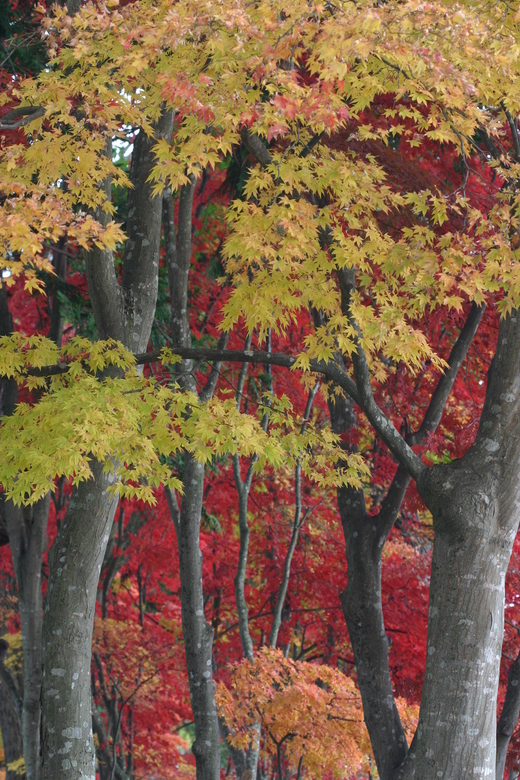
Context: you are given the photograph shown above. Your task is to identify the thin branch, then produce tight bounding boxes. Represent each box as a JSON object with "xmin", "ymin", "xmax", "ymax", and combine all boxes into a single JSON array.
[
  {"xmin": 376, "ymin": 302, "xmax": 484, "ymax": 538},
  {"xmin": 93, "ymin": 651, "xmax": 112, "ymax": 723},
  {"xmin": 199, "ymin": 330, "xmax": 229, "ymax": 402},
  {"xmin": 108, "ymin": 670, "xmax": 157, "ymax": 780},
  {"xmin": 21, "ymin": 346, "xmax": 296, "ymax": 376},
  {"xmin": 408, "ymin": 303, "xmax": 485, "ymax": 446},
  {"xmin": 337, "ymin": 268, "xmax": 425, "ymax": 482},
  {"xmin": 233, "ymin": 334, "xmax": 258, "ymax": 662},
  {"xmin": 18, "ymin": 343, "xmax": 432, "ymax": 485},
  {"xmin": 236, "ymin": 334, "xmax": 254, "ymax": 416},
  {"xmin": 164, "ymin": 485, "xmax": 180, "ymax": 537},
  {"xmin": 269, "ymin": 383, "xmax": 320, "ymax": 648},
  {"xmin": 91, "ymin": 700, "xmax": 128, "ymax": 780},
  {"xmin": 215, "ymin": 595, "xmax": 273, "ymax": 641},
  {"xmin": 20, "ymin": 345, "xmax": 360, "ymax": 400}
]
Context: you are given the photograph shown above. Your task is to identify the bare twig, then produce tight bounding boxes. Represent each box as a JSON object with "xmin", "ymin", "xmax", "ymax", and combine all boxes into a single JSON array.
[
  {"xmin": 269, "ymin": 382, "xmax": 320, "ymax": 648},
  {"xmin": 233, "ymin": 334, "xmax": 257, "ymax": 662}
]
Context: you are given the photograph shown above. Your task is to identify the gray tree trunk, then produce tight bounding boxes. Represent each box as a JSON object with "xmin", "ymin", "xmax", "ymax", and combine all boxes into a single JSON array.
[
  {"xmin": 42, "ymin": 461, "xmax": 118, "ymax": 780},
  {"xmin": 328, "ymin": 295, "xmax": 485, "ymax": 780},
  {"xmin": 413, "ymin": 311, "xmax": 520, "ymax": 779},
  {"xmin": 329, "ymin": 274, "xmax": 520, "ymax": 779},
  {"xmin": 178, "ymin": 457, "xmax": 220, "ymax": 779},
  {"xmin": 0, "ymin": 282, "xmax": 49, "ymax": 780},
  {"xmin": 0, "ymin": 676, "xmax": 24, "ymax": 780},
  {"xmin": 4, "ymin": 499, "xmax": 49, "ymax": 780},
  {"xmin": 164, "ymin": 180, "xmax": 223, "ymax": 779},
  {"xmin": 331, "ymin": 393, "xmax": 410, "ymax": 780},
  {"xmin": 415, "ymin": 469, "xmax": 514, "ymax": 778}
]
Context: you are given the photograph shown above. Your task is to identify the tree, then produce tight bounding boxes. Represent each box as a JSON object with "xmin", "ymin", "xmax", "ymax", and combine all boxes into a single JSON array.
[
  {"xmin": 0, "ymin": 1, "xmax": 65, "ymax": 775},
  {"xmin": 2, "ymin": 1, "xmax": 520, "ymax": 779}
]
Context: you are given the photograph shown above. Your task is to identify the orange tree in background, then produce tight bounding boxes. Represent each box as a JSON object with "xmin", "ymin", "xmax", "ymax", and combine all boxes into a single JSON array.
[{"xmin": 216, "ymin": 648, "xmax": 370, "ymax": 779}]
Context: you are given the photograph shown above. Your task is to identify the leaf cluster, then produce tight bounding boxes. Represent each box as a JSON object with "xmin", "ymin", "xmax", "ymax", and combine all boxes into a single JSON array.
[
  {"xmin": 2, "ymin": 0, "xmax": 519, "ymax": 365},
  {"xmin": 0, "ymin": 336, "xmax": 366, "ymax": 504}
]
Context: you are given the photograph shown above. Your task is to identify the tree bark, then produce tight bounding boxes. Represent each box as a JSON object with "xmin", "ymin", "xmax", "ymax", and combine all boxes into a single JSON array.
[
  {"xmin": 416, "ymin": 462, "xmax": 516, "ymax": 779},
  {"xmin": 120, "ymin": 121, "xmax": 174, "ymax": 353},
  {"xmin": 330, "ymin": 391, "xmax": 409, "ymax": 780},
  {"xmin": 178, "ymin": 456, "xmax": 220, "ymax": 780},
  {"xmin": 233, "ymin": 452, "xmax": 256, "ymax": 664},
  {"xmin": 42, "ymin": 461, "xmax": 119, "ymax": 780},
  {"xmin": 227, "ymin": 341, "xmax": 261, "ymax": 780},
  {"xmin": 412, "ymin": 311, "xmax": 520, "ymax": 779},
  {"xmin": 330, "ymin": 297, "xmax": 484, "ymax": 780},
  {"xmin": 164, "ymin": 179, "xmax": 222, "ymax": 779},
  {"xmin": 269, "ymin": 384, "xmax": 319, "ymax": 649},
  {"xmin": 4, "ymin": 499, "xmax": 49, "ymax": 780},
  {"xmin": 1, "ymin": 282, "xmax": 49, "ymax": 780},
  {"xmin": 0, "ymin": 675, "xmax": 24, "ymax": 780}
]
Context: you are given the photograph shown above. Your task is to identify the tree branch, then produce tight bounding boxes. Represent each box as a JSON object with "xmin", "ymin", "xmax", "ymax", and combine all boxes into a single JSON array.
[
  {"xmin": 218, "ymin": 717, "xmax": 247, "ymax": 779},
  {"xmin": 240, "ymin": 128, "xmax": 273, "ymax": 167},
  {"xmin": 84, "ymin": 136, "xmax": 126, "ymax": 345},
  {"xmin": 120, "ymin": 109, "xmax": 174, "ymax": 353},
  {"xmin": 408, "ymin": 303, "xmax": 485, "ymax": 446},
  {"xmin": 91, "ymin": 699, "xmax": 128, "ymax": 780},
  {"xmin": 17, "ymin": 337, "xmax": 432, "ymax": 484},
  {"xmin": 336, "ymin": 268, "xmax": 425, "ymax": 482},
  {"xmin": 227, "ymin": 333, "xmax": 263, "ymax": 777},
  {"xmin": 0, "ymin": 105, "xmax": 44, "ymax": 130},
  {"xmin": 199, "ymin": 331, "xmax": 229, "ymax": 402},
  {"xmin": 269, "ymin": 383, "xmax": 320, "ymax": 648},
  {"xmin": 164, "ymin": 485, "xmax": 180, "ymax": 537},
  {"xmin": 377, "ymin": 302, "xmax": 485, "ymax": 538},
  {"xmin": 168, "ymin": 177, "xmax": 196, "ymax": 354},
  {"xmin": 233, "ymin": 334, "xmax": 256, "ymax": 662},
  {"xmin": 21, "ymin": 345, "xmax": 356, "ymax": 393}
]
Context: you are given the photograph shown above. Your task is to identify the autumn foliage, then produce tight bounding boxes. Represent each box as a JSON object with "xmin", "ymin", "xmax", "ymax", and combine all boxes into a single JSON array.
[{"xmin": 1, "ymin": 0, "xmax": 520, "ymax": 778}]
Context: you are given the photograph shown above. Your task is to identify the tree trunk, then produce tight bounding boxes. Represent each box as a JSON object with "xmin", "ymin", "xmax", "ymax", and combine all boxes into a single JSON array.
[
  {"xmin": 164, "ymin": 179, "xmax": 223, "ymax": 779},
  {"xmin": 4, "ymin": 499, "xmax": 49, "ymax": 780},
  {"xmin": 178, "ymin": 457, "xmax": 221, "ymax": 780},
  {"xmin": 42, "ymin": 460, "xmax": 119, "ymax": 780},
  {"xmin": 414, "ymin": 459, "xmax": 517, "ymax": 779},
  {"xmin": 0, "ymin": 678, "xmax": 24, "ymax": 780},
  {"xmin": 1, "ymin": 282, "xmax": 49, "ymax": 780},
  {"xmin": 328, "ymin": 292, "xmax": 513, "ymax": 780},
  {"xmin": 330, "ymin": 390, "xmax": 409, "ymax": 780},
  {"xmin": 342, "ymin": 508, "xmax": 409, "ymax": 777},
  {"xmin": 413, "ymin": 311, "xmax": 520, "ymax": 779}
]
